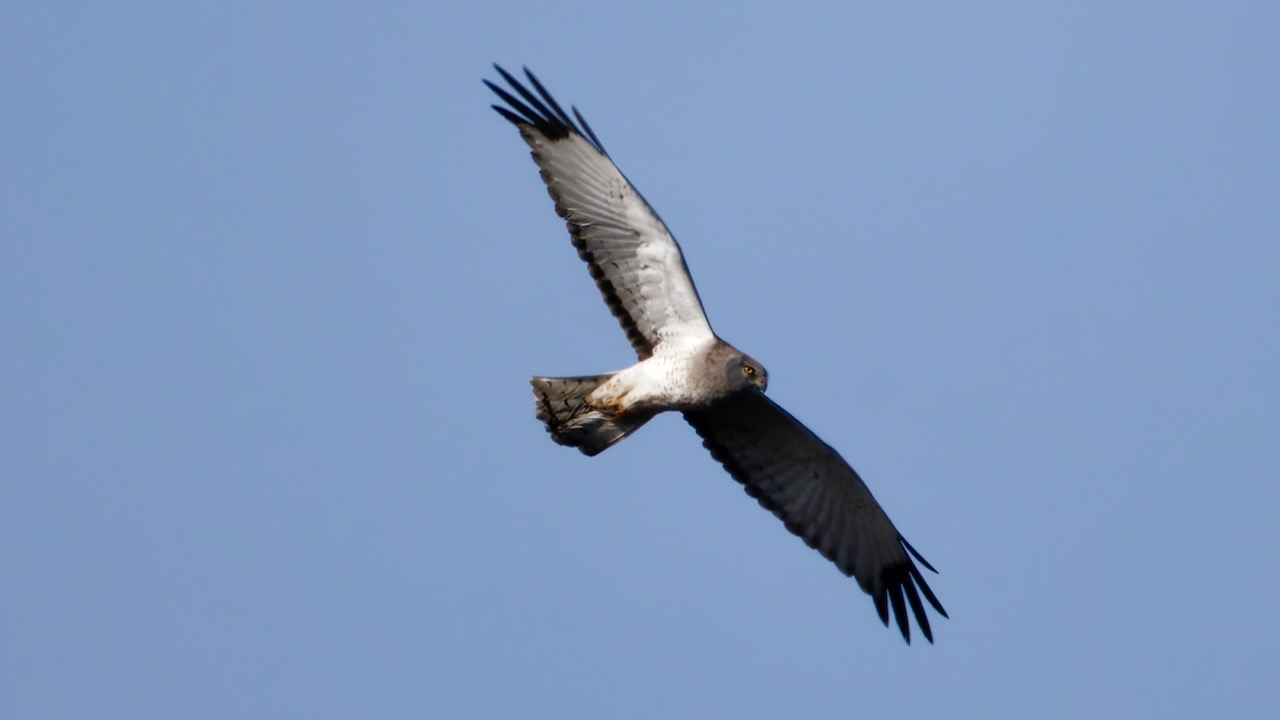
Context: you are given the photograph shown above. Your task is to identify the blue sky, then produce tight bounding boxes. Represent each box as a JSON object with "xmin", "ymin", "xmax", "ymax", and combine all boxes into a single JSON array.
[{"xmin": 3, "ymin": 2, "xmax": 1278, "ymax": 718}]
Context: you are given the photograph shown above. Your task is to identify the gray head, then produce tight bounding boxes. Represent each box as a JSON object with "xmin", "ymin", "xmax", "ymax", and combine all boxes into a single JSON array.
[{"xmin": 720, "ymin": 346, "xmax": 768, "ymax": 394}]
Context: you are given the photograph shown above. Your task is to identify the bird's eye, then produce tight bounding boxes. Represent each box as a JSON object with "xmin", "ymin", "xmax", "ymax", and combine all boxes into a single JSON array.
[{"xmin": 742, "ymin": 365, "xmax": 755, "ymax": 376}]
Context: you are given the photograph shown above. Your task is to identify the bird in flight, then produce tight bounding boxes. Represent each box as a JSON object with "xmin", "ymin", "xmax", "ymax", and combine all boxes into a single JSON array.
[{"xmin": 485, "ymin": 65, "xmax": 948, "ymax": 643}]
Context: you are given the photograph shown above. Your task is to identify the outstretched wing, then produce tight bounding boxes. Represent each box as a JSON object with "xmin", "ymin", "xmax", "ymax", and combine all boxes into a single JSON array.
[
  {"xmin": 485, "ymin": 65, "xmax": 714, "ymax": 359},
  {"xmin": 684, "ymin": 393, "xmax": 948, "ymax": 644}
]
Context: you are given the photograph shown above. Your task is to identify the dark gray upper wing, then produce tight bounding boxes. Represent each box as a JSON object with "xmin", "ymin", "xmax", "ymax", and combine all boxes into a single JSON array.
[
  {"xmin": 486, "ymin": 66, "xmax": 715, "ymax": 359},
  {"xmin": 684, "ymin": 392, "xmax": 948, "ymax": 644}
]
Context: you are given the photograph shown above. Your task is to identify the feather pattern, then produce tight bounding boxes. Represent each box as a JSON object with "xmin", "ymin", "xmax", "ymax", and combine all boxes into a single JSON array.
[
  {"xmin": 486, "ymin": 65, "xmax": 714, "ymax": 359},
  {"xmin": 685, "ymin": 393, "xmax": 948, "ymax": 644}
]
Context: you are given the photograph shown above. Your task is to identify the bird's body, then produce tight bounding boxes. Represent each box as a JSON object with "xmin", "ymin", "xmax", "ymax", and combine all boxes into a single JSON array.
[
  {"xmin": 486, "ymin": 65, "xmax": 948, "ymax": 644},
  {"xmin": 587, "ymin": 347, "xmax": 706, "ymax": 415},
  {"xmin": 589, "ymin": 337, "xmax": 759, "ymax": 414}
]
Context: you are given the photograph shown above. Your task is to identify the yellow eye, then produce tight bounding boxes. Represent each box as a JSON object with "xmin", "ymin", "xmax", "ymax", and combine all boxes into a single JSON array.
[{"xmin": 742, "ymin": 365, "xmax": 755, "ymax": 376}]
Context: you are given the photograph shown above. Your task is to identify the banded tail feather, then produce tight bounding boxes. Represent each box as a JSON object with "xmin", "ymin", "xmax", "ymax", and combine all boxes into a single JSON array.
[{"xmin": 531, "ymin": 374, "xmax": 654, "ymax": 456}]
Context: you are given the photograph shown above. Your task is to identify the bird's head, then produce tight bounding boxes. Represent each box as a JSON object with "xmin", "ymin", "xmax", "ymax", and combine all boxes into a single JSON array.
[{"xmin": 735, "ymin": 354, "xmax": 769, "ymax": 393}]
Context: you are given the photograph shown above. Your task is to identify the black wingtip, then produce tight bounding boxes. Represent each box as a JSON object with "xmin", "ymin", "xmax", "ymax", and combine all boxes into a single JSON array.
[
  {"xmin": 876, "ymin": 546, "xmax": 947, "ymax": 644},
  {"xmin": 887, "ymin": 582, "xmax": 910, "ymax": 644},
  {"xmin": 521, "ymin": 67, "xmax": 575, "ymax": 128},
  {"xmin": 490, "ymin": 104, "xmax": 525, "ymax": 127},
  {"xmin": 873, "ymin": 590, "xmax": 890, "ymax": 628},
  {"xmin": 908, "ymin": 562, "xmax": 948, "ymax": 618},
  {"xmin": 484, "ymin": 63, "xmax": 607, "ymax": 154},
  {"xmin": 573, "ymin": 105, "xmax": 607, "ymax": 153},
  {"xmin": 904, "ymin": 580, "xmax": 934, "ymax": 644},
  {"xmin": 900, "ymin": 535, "xmax": 939, "ymax": 574}
]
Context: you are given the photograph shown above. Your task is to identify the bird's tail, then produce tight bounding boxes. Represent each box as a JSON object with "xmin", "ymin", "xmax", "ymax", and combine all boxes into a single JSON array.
[{"xmin": 531, "ymin": 374, "xmax": 654, "ymax": 457}]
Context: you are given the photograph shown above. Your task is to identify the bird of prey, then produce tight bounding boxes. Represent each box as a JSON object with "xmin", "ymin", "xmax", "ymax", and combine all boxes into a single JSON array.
[{"xmin": 485, "ymin": 65, "xmax": 948, "ymax": 644}]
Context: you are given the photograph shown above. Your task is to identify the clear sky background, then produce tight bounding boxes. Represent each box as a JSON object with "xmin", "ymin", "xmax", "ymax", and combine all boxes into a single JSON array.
[{"xmin": 3, "ymin": 2, "xmax": 1278, "ymax": 718}]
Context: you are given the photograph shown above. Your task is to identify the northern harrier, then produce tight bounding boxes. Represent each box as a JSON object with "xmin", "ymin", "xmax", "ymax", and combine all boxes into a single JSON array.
[{"xmin": 486, "ymin": 66, "xmax": 948, "ymax": 644}]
